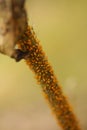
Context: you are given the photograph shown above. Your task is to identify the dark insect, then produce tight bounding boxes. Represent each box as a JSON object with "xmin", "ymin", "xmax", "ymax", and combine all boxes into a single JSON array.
[{"xmin": 0, "ymin": 0, "xmax": 27, "ymax": 61}]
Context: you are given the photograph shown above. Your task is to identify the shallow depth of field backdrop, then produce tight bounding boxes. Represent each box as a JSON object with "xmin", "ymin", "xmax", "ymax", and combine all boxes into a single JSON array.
[{"xmin": 0, "ymin": 0, "xmax": 87, "ymax": 130}]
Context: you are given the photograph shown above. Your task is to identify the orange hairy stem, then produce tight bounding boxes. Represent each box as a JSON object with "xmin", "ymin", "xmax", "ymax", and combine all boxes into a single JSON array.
[{"xmin": 17, "ymin": 25, "xmax": 81, "ymax": 130}]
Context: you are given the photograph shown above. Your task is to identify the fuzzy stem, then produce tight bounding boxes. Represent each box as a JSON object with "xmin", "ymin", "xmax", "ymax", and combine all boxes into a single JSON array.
[{"xmin": 17, "ymin": 25, "xmax": 81, "ymax": 130}]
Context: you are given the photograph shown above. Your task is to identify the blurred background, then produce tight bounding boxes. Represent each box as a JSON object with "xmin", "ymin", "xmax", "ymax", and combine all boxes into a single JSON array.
[{"xmin": 0, "ymin": 0, "xmax": 87, "ymax": 129}]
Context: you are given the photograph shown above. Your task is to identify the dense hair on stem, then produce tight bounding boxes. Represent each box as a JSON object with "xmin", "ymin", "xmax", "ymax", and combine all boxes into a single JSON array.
[{"xmin": 17, "ymin": 25, "xmax": 81, "ymax": 130}]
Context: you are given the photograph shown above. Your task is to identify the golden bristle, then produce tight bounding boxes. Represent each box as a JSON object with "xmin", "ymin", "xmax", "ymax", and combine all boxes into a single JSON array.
[{"xmin": 17, "ymin": 25, "xmax": 81, "ymax": 130}]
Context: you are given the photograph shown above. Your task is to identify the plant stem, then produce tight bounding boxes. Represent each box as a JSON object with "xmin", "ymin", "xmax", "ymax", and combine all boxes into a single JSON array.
[{"xmin": 17, "ymin": 25, "xmax": 81, "ymax": 130}]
